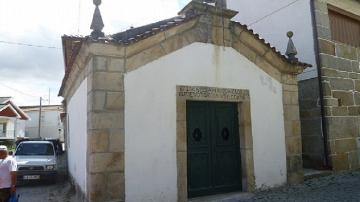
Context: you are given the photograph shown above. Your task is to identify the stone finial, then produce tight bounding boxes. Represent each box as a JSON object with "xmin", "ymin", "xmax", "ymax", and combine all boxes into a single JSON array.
[
  {"xmin": 93, "ymin": 0, "xmax": 101, "ymax": 6},
  {"xmin": 90, "ymin": 0, "xmax": 105, "ymax": 39},
  {"xmin": 285, "ymin": 31, "xmax": 298, "ymax": 62}
]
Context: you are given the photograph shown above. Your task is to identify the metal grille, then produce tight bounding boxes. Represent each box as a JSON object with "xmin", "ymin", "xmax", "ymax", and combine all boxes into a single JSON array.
[
  {"xmin": 329, "ymin": 9, "xmax": 360, "ymax": 47},
  {"xmin": 18, "ymin": 166, "xmax": 44, "ymax": 171}
]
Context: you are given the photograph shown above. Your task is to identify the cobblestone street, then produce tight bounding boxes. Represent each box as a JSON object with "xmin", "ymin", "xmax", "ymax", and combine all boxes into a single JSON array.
[
  {"xmin": 244, "ymin": 170, "xmax": 360, "ymax": 202},
  {"xmin": 16, "ymin": 169, "xmax": 360, "ymax": 202}
]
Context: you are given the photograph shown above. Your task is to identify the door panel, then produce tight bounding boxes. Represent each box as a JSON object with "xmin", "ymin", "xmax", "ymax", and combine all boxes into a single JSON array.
[
  {"xmin": 187, "ymin": 102, "xmax": 212, "ymax": 194},
  {"xmin": 187, "ymin": 101, "xmax": 241, "ymax": 198},
  {"xmin": 213, "ymin": 103, "xmax": 241, "ymax": 190},
  {"xmin": 188, "ymin": 152, "xmax": 211, "ymax": 190}
]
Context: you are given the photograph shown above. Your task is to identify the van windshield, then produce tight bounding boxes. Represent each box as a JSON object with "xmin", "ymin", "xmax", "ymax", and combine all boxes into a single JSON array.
[{"xmin": 15, "ymin": 143, "xmax": 54, "ymax": 156}]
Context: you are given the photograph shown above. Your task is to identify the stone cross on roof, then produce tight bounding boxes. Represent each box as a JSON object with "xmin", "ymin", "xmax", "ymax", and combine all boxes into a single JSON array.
[
  {"xmin": 90, "ymin": 0, "xmax": 105, "ymax": 39},
  {"xmin": 285, "ymin": 31, "xmax": 298, "ymax": 62}
]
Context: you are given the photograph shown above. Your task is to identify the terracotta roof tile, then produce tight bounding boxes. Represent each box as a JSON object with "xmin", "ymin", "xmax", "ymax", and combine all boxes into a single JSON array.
[{"xmin": 231, "ymin": 21, "xmax": 312, "ymax": 67}]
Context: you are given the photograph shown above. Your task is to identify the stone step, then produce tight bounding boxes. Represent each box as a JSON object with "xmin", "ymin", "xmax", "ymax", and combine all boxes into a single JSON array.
[
  {"xmin": 304, "ymin": 169, "xmax": 332, "ymax": 180},
  {"xmin": 188, "ymin": 192, "xmax": 254, "ymax": 202}
]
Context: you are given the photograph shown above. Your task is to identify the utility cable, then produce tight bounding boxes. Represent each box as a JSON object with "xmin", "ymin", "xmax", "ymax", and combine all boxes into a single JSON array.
[
  {"xmin": 248, "ymin": 0, "xmax": 301, "ymax": 26},
  {"xmin": 0, "ymin": 82, "xmax": 41, "ymax": 98},
  {"xmin": 0, "ymin": 40, "xmax": 60, "ymax": 49}
]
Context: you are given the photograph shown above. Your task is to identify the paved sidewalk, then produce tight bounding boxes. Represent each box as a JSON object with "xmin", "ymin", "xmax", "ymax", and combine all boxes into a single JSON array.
[{"xmin": 244, "ymin": 170, "xmax": 360, "ymax": 202}]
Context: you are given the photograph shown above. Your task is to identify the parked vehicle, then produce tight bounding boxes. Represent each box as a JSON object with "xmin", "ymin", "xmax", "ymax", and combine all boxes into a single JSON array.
[
  {"xmin": 14, "ymin": 141, "xmax": 57, "ymax": 183},
  {"xmin": 16, "ymin": 138, "xmax": 64, "ymax": 155}
]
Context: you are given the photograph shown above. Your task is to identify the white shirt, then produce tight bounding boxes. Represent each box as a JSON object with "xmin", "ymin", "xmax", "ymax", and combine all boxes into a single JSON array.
[{"xmin": 0, "ymin": 156, "xmax": 17, "ymax": 189}]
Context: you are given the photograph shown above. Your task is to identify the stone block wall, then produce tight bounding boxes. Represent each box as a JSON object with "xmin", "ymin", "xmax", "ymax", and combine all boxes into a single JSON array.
[
  {"xmin": 62, "ymin": 45, "xmax": 126, "ymax": 202},
  {"xmin": 299, "ymin": 78, "xmax": 325, "ymax": 169},
  {"xmin": 315, "ymin": 0, "xmax": 360, "ymax": 171},
  {"xmin": 282, "ymin": 76, "xmax": 304, "ymax": 184},
  {"xmin": 87, "ymin": 56, "xmax": 125, "ymax": 202}
]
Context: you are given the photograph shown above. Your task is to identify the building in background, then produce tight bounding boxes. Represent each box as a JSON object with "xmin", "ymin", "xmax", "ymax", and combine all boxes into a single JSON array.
[
  {"xmin": 0, "ymin": 97, "xmax": 29, "ymax": 141},
  {"xmin": 18, "ymin": 105, "xmax": 64, "ymax": 141},
  {"xmin": 228, "ymin": 0, "xmax": 360, "ymax": 171}
]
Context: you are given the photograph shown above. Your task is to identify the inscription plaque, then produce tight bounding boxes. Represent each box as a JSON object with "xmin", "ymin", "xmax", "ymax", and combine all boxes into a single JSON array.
[{"xmin": 177, "ymin": 86, "xmax": 250, "ymax": 101}]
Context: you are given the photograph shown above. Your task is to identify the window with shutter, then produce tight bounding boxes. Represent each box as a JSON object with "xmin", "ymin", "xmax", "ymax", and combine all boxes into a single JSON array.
[{"xmin": 328, "ymin": 7, "xmax": 360, "ymax": 47}]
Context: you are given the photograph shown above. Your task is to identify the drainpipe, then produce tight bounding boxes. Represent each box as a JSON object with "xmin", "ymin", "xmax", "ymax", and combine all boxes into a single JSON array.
[{"xmin": 310, "ymin": 0, "xmax": 331, "ymax": 169}]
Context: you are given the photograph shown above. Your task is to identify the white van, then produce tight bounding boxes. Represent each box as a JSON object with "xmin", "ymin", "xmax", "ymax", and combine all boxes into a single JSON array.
[{"xmin": 15, "ymin": 141, "xmax": 57, "ymax": 183}]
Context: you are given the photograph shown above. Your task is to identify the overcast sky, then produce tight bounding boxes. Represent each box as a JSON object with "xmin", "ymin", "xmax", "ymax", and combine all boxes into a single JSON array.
[{"xmin": 0, "ymin": 0, "xmax": 191, "ymax": 106}]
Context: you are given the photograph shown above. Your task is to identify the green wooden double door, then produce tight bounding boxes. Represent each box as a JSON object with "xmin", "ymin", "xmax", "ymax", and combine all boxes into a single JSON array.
[{"xmin": 187, "ymin": 101, "xmax": 242, "ymax": 198}]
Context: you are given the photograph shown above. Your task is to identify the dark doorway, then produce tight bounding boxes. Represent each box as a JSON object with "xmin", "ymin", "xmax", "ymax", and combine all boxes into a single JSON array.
[{"xmin": 187, "ymin": 101, "xmax": 242, "ymax": 198}]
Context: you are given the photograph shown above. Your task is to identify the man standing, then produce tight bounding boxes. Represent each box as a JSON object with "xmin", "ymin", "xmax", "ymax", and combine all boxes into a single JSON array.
[{"xmin": 0, "ymin": 145, "xmax": 17, "ymax": 202}]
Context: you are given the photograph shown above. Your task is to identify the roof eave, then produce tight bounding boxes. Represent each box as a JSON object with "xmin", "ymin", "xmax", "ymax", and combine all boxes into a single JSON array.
[{"xmin": 58, "ymin": 36, "xmax": 86, "ymax": 97}]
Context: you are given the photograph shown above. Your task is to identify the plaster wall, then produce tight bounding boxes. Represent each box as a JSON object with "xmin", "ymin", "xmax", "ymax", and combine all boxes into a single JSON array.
[
  {"xmin": 23, "ymin": 110, "xmax": 64, "ymax": 141},
  {"xmin": 7, "ymin": 119, "xmax": 15, "ymax": 136},
  {"xmin": 0, "ymin": 117, "xmax": 26, "ymax": 139},
  {"xmin": 124, "ymin": 43, "xmax": 287, "ymax": 201},
  {"xmin": 0, "ymin": 118, "xmax": 16, "ymax": 139},
  {"xmin": 67, "ymin": 78, "xmax": 88, "ymax": 194},
  {"xmin": 228, "ymin": 0, "xmax": 317, "ymax": 80},
  {"xmin": 15, "ymin": 119, "xmax": 26, "ymax": 138}
]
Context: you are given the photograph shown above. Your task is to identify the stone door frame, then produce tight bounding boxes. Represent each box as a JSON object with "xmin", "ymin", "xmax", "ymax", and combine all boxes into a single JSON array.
[{"xmin": 176, "ymin": 85, "xmax": 255, "ymax": 201}]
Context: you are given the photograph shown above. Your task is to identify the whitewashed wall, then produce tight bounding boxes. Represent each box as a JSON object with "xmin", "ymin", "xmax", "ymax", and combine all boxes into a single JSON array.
[
  {"xmin": 67, "ymin": 78, "xmax": 88, "ymax": 194},
  {"xmin": 228, "ymin": 0, "xmax": 317, "ymax": 80},
  {"xmin": 124, "ymin": 43, "xmax": 287, "ymax": 202},
  {"xmin": 23, "ymin": 110, "xmax": 64, "ymax": 141},
  {"xmin": 15, "ymin": 119, "xmax": 26, "ymax": 138},
  {"xmin": 0, "ymin": 117, "xmax": 26, "ymax": 139},
  {"xmin": 7, "ymin": 118, "xmax": 15, "ymax": 138},
  {"xmin": 0, "ymin": 117, "xmax": 16, "ymax": 139}
]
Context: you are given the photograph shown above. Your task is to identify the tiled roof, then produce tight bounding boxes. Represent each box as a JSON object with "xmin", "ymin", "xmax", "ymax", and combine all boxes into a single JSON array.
[
  {"xmin": 62, "ymin": 15, "xmax": 197, "ymax": 45},
  {"xmin": 0, "ymin": 99, "xmax": 30, "ymax": 120},
  {"xmin": 59, "ymin": 15, "xmax": 198, "ymax": 96},
  {"xmin": 62, "ymin": 14, "xmax": 311, "ymax": 67},
  {"xmin": 0, "ymin": 97, "xmax": 11, "ymax": 104},
  {"xmin": 111, "ymin": 15, "xmax": 196, "ymax": 44},
  {"xmin": 231, "ymin": 21, "xmax": 312, "ymax": 67},
  {"xmin": 60, "ymin": 7, "xmax": 312, "ymax": 96}
]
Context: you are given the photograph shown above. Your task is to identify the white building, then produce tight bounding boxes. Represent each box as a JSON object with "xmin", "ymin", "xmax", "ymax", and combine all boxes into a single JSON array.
[
  {"xmin": 0, "ymin": 97, "xmax": 29, "ymax": 141},
  {"xmin": 18, "ymin": 105, "xmax": 64, "ymax": 141},
  {"xmin": 59, "ymin": 1, "xmax": 311, "ymax": 201}
]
